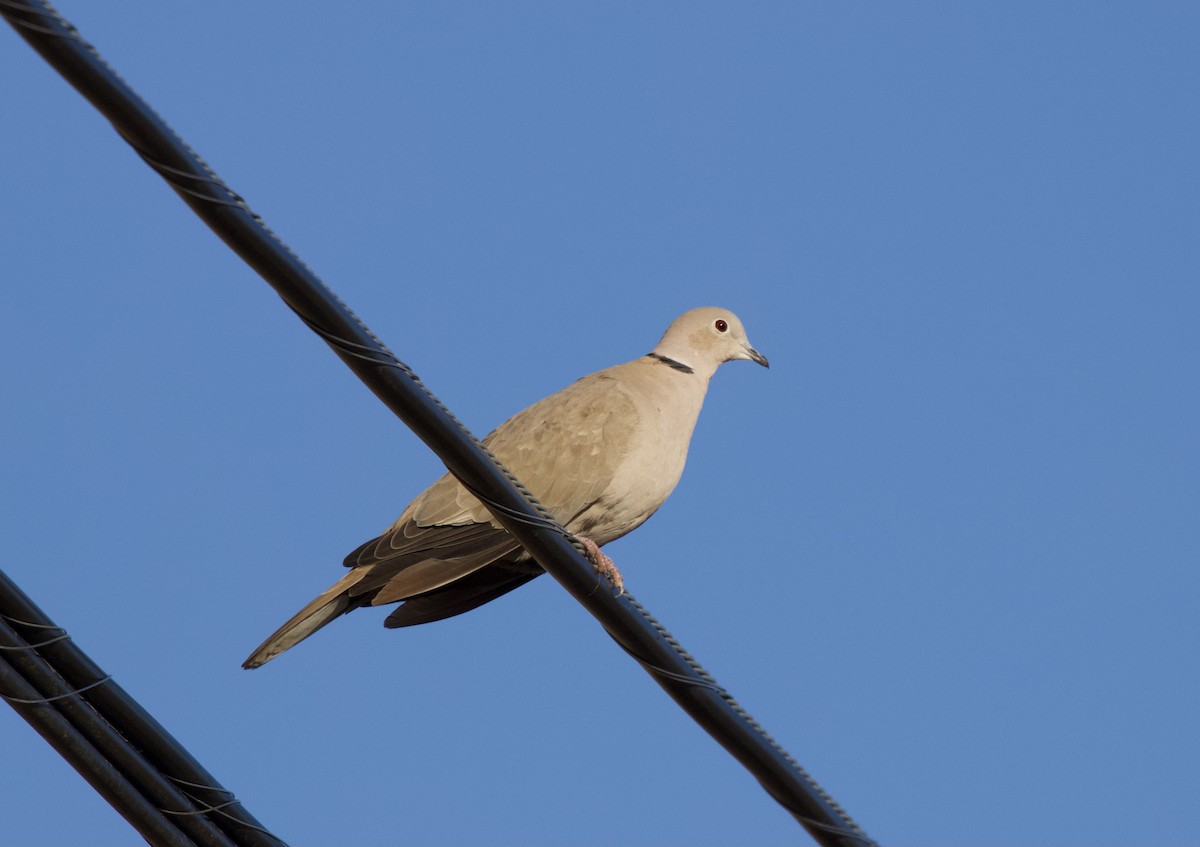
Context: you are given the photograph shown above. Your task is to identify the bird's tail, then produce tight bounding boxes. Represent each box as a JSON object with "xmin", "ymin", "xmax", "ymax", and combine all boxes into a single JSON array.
[{"xmin": 243, "ymin": 569, "xmax": 368, "ymax": 669}]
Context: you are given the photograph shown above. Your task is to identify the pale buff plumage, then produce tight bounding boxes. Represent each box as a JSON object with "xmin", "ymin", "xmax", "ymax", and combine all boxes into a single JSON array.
[{"xmin": 244, "ymin": 307, "xmax": 767, "ymax": 668}]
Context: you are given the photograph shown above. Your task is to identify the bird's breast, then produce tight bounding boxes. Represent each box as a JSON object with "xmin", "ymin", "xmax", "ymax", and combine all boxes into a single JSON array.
[{"xmin": 571, "ymin": 371, "xmax": 708, "ymax": 545}]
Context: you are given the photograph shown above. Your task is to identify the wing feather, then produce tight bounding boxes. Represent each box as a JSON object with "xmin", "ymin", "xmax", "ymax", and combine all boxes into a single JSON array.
[{"xmin": 339, "ymin": 373, "xmax": 641, "ymax": 605}]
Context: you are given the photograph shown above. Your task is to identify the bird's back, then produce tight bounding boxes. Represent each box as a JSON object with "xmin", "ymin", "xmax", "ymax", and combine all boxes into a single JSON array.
[{"xmin": 400, "ymin": 354, "xmax": 708, "ymax": 544}]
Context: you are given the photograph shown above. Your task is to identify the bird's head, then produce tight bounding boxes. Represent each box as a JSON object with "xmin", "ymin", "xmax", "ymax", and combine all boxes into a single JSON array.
[{"xmin": 652, "ymin": 307, "xmax": 769, "ymax": 378}]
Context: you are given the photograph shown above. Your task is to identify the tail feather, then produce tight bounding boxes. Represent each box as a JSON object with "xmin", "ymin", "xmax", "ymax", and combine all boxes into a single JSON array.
[{"xmin": 243, "ymin": 570, "xmax": 368, "ymax": 669}]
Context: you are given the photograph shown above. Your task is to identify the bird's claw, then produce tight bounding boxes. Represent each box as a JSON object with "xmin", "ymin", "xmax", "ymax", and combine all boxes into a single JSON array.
[{"xmin": 579, "ymin": 536, "xmax": 625, "ymax": 596}]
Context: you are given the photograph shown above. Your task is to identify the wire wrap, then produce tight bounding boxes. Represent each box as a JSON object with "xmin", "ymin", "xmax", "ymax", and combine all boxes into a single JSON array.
[{"xmin": 0, "ymin": 591, "xmax": 286, "ymax": 847}]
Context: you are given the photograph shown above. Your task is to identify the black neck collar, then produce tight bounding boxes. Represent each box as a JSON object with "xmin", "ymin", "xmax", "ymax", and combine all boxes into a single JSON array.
[{"xmin": 646, "ymin": 352, "xmax": 695, "ymax": 374}]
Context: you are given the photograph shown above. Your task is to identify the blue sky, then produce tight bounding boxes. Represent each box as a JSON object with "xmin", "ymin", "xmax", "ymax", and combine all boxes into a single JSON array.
[{"xmin": 2, "ymin": 3, "xmax": 1197, "ymax": 845}]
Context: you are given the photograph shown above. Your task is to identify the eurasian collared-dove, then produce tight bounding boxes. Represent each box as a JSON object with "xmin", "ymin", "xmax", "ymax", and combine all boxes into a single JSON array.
[{"xmin": 244, "ymin": 307, "xmax": 767, "ymax": 668}]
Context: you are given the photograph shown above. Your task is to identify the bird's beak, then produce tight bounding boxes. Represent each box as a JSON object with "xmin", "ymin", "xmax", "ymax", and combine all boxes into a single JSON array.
[{"xmin": 744, "ymin": 343, "xmax": 769, "ymax": 368}]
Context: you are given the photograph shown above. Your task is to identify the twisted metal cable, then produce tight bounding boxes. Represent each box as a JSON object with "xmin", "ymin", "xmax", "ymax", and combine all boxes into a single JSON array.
[
  {"xmin": 0, "ymin": 675, "xmax": 112, "ymax": 705},
  {"xmin": 0, "ymin": 652, "xmax": 200, "ymax": 847},
  {"xmin": 0, "ymin": 573, "xmax": 286, "ymax": 847},
  {"xmin": 0, "ymin": 605, "xmax": 251, "ymax": 847}
]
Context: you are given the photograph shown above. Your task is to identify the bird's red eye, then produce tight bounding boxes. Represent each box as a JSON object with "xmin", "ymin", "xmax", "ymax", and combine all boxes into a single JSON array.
[{"xmin": 714, "ymin": 319, "xmax": 728, "ymax": 332}]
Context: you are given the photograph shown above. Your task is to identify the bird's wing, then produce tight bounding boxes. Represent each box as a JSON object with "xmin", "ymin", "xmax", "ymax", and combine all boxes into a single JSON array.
[
  {"xmin": 345, "ymin": 522, "xmax": 523, "ymax": 603},
  {"xmin": 477, "ymin": 368, "xmax": 642, "ymax": 525},
  {"xmin": 342, "ymin": 369, "xmax": 644, "ymax": 603},
  {"xmin": 382, "ymin": 563, "xmax": 542, "ymax": 628}
]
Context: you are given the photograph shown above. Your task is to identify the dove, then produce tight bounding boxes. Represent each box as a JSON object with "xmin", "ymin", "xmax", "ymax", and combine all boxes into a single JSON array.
[{"xmin": 244, "ymin": 307, "xmax": 767, "ymax": 668}]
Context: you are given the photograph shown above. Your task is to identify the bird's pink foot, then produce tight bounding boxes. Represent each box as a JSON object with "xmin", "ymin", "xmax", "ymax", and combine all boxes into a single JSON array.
[{"xmin": 580, "ymin": 536, "xmax": 624, "ymax": 596}]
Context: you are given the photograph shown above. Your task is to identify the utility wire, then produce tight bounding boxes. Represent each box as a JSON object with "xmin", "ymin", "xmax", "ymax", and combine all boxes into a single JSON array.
[
  {"xmin": 0, "ymin": 571, "xmax": 285, "ymax": 847},
  {"xmin": 0, "ymin": 653, "xmax": 195, "ymax": 847},
  {"xmin": 1, "ymin": 2, "xmax": 878, "ymax": 844},
  {"xmin": 0, "ymin": 615, "xmax": 230, "ymax": 847}
]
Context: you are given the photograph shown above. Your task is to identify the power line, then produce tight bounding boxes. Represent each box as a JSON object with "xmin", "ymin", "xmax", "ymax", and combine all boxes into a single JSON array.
[
  {"xmin": 0, "ymin": 572, "xmax": 286, "ymax": 847},
  {"xmin": 0, "ymin": 2, "xmax": 878, "ymax": 844}
]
